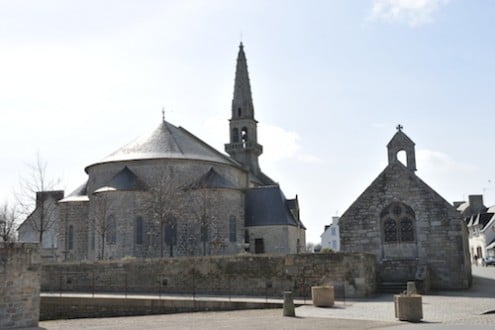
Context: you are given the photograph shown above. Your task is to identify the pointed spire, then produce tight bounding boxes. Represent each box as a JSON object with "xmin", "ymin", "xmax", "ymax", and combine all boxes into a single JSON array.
[
  {"xmin": 232, "ymin": 42, "xmax": 254, "ymax": 119},
  {"xmin": 225, "ymin": 43, "xmax": 263, "ymax": 176}
]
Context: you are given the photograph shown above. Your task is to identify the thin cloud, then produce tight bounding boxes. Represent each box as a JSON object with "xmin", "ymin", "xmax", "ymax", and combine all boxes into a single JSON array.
[
  {"xmin": 417, "ymin": 149, "xmax": 475, "ymax": 173},
  {"xmin": 369, "ymin": 0, "xmax": 450, "ymax": 27},
  {"xmin": 202, "ymin": 116, "xmax": 321, "ymax": 164}
]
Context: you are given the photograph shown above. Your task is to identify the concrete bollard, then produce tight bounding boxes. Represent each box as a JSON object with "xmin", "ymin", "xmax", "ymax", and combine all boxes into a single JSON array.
[
  {"xmin": 394, "ymin": 294, "xmax": 423, "ymax": 322},
  {"xmin": 311, "ymin": 286, "xmax": 334, "ymax": 307},
  {"xmin": 406, "ymin": 281, "xmax": 417, "ymax": 295},
  {"xmin": 283, "ymin": 291, "xmax": 295, "ymax": 317}
]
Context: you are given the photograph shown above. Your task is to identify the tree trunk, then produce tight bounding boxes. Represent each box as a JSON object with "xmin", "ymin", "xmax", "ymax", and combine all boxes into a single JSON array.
[
  {"xmin": 100, "ymin": 233, "xmax": 105, "ymax": 259},
  {"xmin": 160, "ymin": 222, "xmax": 164, "ymax": 258}
]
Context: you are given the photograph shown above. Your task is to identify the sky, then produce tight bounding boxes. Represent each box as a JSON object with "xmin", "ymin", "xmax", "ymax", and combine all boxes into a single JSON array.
[{"xmin": 1, "ymin": 0, "xmax": 494, "ymax": 244}]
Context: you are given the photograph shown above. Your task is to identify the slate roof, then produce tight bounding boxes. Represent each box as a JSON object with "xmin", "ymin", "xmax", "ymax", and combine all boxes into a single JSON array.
[
  {"xmin": 59, "ymin": 181, "xmax": 89, "ymax": 203},
  {"xmin": 86, "ymin": 121, "xmax": 239, "ymax": 171},
  {"xmin": 466, "ymin": 212, "xmax": 495, "ymax": 231},
  {"xmin": 187, "ymin": 167, "xmax": 238, "ymax": 190},
  {"xmin": 245, "ymin": 185, "xmax": 305, "ymax": 229},
  {"xmin": 96, "ymin": 166, "xmax": 147, "ymax": 192}
]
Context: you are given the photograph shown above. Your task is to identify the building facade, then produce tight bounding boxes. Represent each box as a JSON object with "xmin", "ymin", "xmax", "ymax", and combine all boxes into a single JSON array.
[
  {"xmin": 339, "ymin": 127, "xmax": 472, "ymax": 290},
  {"xmin": 320, "ymin": 216, "xmax": 340, "ymax": 251},
  {"xmin": 18, "ymin": 43, "xmax": 305, "ymax": 261},
  {"xmin": 455, "ymin": 195, "xmax": 495, "ymax": 262}
]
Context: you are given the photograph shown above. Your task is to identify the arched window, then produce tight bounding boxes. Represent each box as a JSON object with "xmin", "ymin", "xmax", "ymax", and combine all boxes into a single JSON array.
[
  {"xmin": 237, "ymin": 107, "xmax": 242, "ymax": 117},
  {"xmin": 68, "ymin": 225, "xmax": 74, "ymax": 250},
  {"xmin": 397, "ymin": 150, "xmax": 407, "ymax": 166},
  {"xmin": 241, "ymin": 127, "xmax": 248, "ymax": 143},
  {"xmin": 107, "ymin": 215, "xmax": 117, "ymax": 245},
  {"xmin": 232, "ymin": 128, "xmax": 239, "ymax": 143},
  {"xmin": 135, "ymin": 217, "xmax": 143, "ymax": 245},
  {"xmin": 381, "ymin": 202, "xmax": 415, "ymax": 244}
]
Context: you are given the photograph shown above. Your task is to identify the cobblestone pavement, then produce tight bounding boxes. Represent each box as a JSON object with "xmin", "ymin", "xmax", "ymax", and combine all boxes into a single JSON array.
[{"xmin": 25, "ymin": 265, "xmax": 495, "ymax": 330}]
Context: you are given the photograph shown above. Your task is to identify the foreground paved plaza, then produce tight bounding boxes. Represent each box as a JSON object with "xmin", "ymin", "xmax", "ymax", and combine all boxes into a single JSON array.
[{"xmin": 26, "ymin": 266, "xmax": 495, "ymax": 329}]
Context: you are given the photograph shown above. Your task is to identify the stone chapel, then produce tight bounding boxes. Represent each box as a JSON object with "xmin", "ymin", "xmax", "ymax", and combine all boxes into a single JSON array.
[
  {"xmin": 18, "ymin": 43, "xmax": 306, "ymax": 261},
  {"xmin": 339, "ymin": 127, "xmax": 472, "ymax": 290}
]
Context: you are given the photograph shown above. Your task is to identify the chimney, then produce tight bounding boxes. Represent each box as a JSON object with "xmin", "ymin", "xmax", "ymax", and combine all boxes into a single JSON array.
[{"xmin": 468, "ymin": 195, "xmax": 485, "ymax": 214}]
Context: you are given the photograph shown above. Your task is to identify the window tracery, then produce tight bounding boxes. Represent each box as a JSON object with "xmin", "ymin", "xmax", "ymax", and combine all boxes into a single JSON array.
[{"xmin": 381, "ymin": 202, "xmax": 415, "ymax": 243}]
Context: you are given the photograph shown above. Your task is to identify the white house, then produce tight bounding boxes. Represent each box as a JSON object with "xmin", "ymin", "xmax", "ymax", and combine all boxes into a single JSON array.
[{"xmin": 321, "ymin": 216, "xmax": 340, "ymax": 251}]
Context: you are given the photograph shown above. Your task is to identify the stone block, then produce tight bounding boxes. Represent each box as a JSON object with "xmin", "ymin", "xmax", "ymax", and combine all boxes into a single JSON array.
[
  {"xmin": 283, "ymin": 291, "xmax": 295, "ymax": 317},
  {"xmin": 394, "ymin": 294, "xmax": 423, "ymax": 322},
  {"xmin": 311, "ymin": 286, "xmax": 334, "ymax": 307}
]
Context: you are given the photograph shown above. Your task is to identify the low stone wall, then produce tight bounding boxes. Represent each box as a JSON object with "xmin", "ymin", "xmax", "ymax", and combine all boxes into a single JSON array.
[
  {"xmin": 40, "ymin": 296, "xmax": 281, "ymax": 320},
  {"xmin": 41, "ymin": 253, "xmax": 376, "ymax": 298},
  {"xmin": 0, "ymin": 243, "xmax": 41, "ymax": 329}
]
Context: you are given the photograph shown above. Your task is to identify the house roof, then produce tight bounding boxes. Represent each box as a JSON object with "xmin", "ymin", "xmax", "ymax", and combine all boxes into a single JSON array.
[
  {"xmin": 245, "ymin": 185, "xmax": 305, "ymax": 229},
  {"xmin": 86, "ymin": 120, "xmax": 239, "ymax": 171}
]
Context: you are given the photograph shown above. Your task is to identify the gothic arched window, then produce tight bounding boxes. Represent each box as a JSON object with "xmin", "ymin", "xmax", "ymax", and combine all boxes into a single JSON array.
[{"xmin": 381, "ymin": 202, "xmax": 415, "ymax": 244}]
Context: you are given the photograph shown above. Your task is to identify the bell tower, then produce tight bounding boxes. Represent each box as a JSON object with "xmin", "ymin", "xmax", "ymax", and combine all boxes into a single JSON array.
[
  {"xmin": 225, "ymin": 43, "xmax": 263, "ymax": 175},
  {"xmin": 387, "ymin": 124, "xmax": 417, "ymax": 172}
]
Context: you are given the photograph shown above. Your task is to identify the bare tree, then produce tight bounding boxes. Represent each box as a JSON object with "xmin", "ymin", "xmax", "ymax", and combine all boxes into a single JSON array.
[
  {"xmin": 0, "ymin": 202, "xmax": 18, "ymax": 242},
  {"xmin": 16, "ymin": 153, "xmax": 61, "ymax": 245},
  {"xmin": 145, "ymin": 168, "xmax": 184, "ymax": 258},
  {"xmin": 91, "ymin": 192, "xmax": 113, "ymax": 259},
  {"xmin": 188, "ymin": 188, "xmax": 217, "ymax": 256}
]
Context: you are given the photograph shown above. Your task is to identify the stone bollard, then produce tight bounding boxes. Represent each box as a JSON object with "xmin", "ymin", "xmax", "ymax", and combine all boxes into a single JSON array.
[
  {"xmin": 311, "ymin": 286, "xmax": 334, "ymax": 307},
  {"xmin": 394, "ymin": 294, "xmax": 423, "ymax": 322},
  {"xmin": 283, "ymin": 291, "xmax": 295, "ymax": 317},
  {"xmin": 406, "ymin": 281, "xmax": 417, "ymax": 295}
]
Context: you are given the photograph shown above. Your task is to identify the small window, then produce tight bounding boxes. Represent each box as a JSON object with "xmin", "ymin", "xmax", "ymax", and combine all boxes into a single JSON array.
[
  {"xmin": 135, "ymin": 217, "xmax": 143, "ymax": 245},
  {"xmin": 68, "ymin": 225, "xmax": 74, "ymax": 250},
  {"xmin": 331, "ymin": 227, "xmax": 336, "ymax": 235},
  {"xmin": 237, "ymin": 107, "xmax": 242, "ymax": 117},
  {"xmin": 229, "ymin": 216, "xmax": 237, "ymax": 242},
  {"xmin": 254, "ymin": 238, "xmax": 264, "ymax": 254}
]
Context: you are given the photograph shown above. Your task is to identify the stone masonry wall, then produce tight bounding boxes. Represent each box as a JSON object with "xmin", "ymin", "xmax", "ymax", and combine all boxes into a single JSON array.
[
  {"xmin": 41, "ymin": 253, "xmax": 376, "ymax": 298},
  {"xmin": 0, "ymin": 243, "xmax": 41, "ymax": 329},
  {"xmin": 340, "ymin": 163, "xmax": 472, "ymax": 290}
]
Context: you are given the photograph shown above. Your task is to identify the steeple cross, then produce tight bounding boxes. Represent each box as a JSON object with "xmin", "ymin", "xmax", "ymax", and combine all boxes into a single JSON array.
[
  {"xmin": 162, "ymin": 107, "xmax": 165, "ymax": 122},
  {"xmin": 396, "ymin": 124, "xmax": 403, "ymax": 132}
]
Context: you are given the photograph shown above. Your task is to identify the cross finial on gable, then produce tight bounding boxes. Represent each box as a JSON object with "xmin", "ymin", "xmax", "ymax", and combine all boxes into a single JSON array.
[{"xmin": 396, "ymin": 124, "xmax": 403, "ymax": 132}]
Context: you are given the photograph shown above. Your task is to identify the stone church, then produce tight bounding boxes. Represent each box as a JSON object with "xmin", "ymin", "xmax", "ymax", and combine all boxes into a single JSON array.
[
  {"xmin": 18, "ymin": 43, "xmax": 306, "ymax": 261},
  {"xmin": 339, "ymin": 127, "xmax": 472, "ymax": 290}
]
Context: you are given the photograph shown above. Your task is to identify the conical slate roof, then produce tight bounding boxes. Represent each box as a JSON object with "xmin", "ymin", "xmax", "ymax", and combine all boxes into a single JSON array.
[
  {"xmin": 187, "ymin": 167, "xmax": 238, "ymax": 189},
  {"xmin": 86, "ymin": 121, "xmax": 238, "ymax": 170}
]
